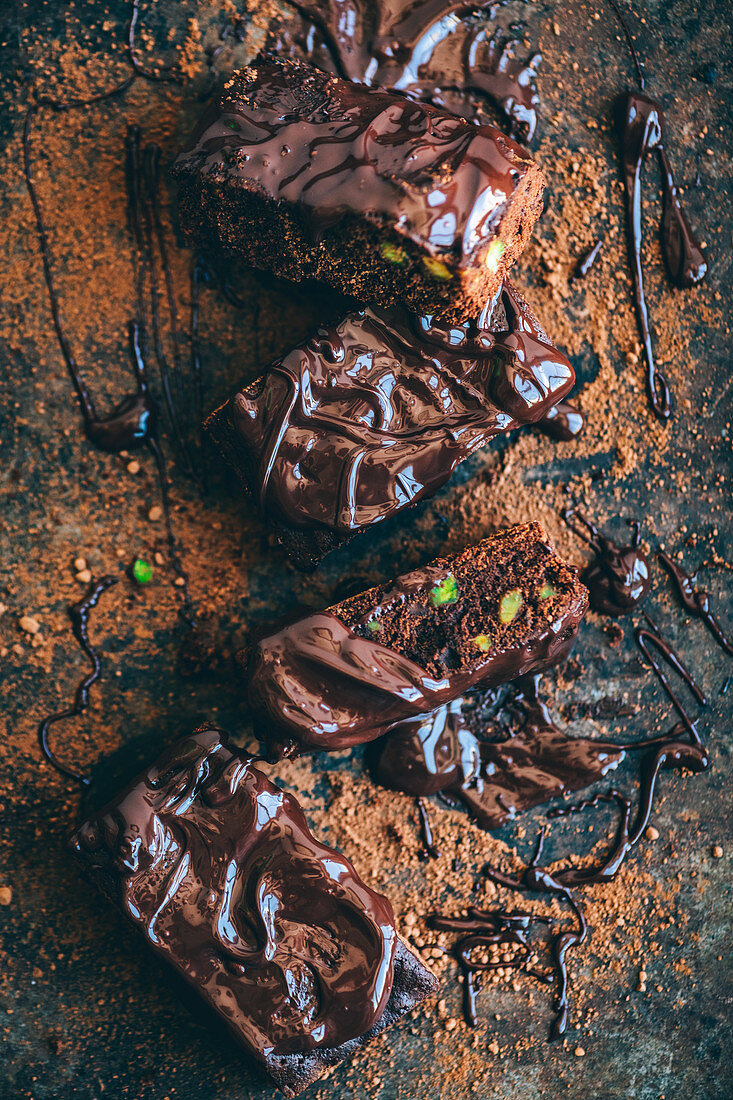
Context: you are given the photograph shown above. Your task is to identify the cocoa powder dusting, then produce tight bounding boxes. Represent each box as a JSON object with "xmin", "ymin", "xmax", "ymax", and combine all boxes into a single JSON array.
[{"xmin": 0, "ymin": 1, "xmax": 730, "ymax": 1098}]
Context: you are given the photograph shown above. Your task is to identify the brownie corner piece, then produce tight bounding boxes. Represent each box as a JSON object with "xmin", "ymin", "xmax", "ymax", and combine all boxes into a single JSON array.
[
  {"xmin": 69, "ymin": 727, "xmax": 437, "ymax": 1097},
  {"xmin": 173, "ymin": 54, "xmax": 544, "ymax": 321}
]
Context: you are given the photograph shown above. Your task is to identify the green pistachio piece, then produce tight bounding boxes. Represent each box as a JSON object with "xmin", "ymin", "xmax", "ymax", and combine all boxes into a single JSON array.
[
  {"xmin": 484, "ymin": 239, "xmax": 505, "ymax": 273},
  {"xmin": 380, "ymin": 242, "xmax": 407, "ymax": 266},
  {"xmin": 132, "ymin": 558, "xmax": 153, "ymax": 585},
  {"xmin": 422, "ymin": 256, "xmax": 453, "ymax": 281},
  {"xmin": 499, "ymin": 588, "xmax": 523, "ymax": 624},
  {"xmin": 429, "ymin": 574, "xmax": 459, "ymax": 608},
  {"xmin": 366, "ymin": 618, "xmax": 381, "ymax": 633},
  {"xmin": 539, "ymin": 583, "xmax": 556, "ymax": 599},
  {"xmin": 473, "ymin": 633, "xmax": 492, "ymax": 652}
]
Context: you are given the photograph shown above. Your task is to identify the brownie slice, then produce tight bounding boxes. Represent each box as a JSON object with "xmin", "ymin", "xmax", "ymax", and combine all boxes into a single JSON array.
[
  {"xmin": 246, "ymin": 522, "xmax": 589, "ymax": 754},
  {"xmin": 206, "ymin": 282, "xmax": 574, "ymax": 570},
  {"xmin": 69, "ymin": 727, "xmax": 437, "ymax": 1097},
  {"xmin": 173, "ymin": 55, "xmax": 545, "ymax": 322}
]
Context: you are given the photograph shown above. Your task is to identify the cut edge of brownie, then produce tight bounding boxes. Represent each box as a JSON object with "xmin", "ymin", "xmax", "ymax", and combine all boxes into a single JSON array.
[
  {"xmin": 328, "ymin": 521, "xmax": 588, "ymax": 681},
  {"xmin": 265, "ymin": 934, "xmax": 438, "ymax": 1096}
]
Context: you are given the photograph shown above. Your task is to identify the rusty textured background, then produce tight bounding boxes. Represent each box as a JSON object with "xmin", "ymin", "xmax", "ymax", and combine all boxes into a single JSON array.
[{"xmin": 0, "ymin": 1, "xmax": 731, "ymax": 1098}]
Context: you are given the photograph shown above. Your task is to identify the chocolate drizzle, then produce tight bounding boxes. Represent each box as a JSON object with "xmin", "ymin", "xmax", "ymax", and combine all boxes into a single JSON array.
[
  {"xmin": 659, "ymin": 551, "xmax": 733, "ymax": 656},
  {"xmin": 377, "ymin": 675, "xmax": 625, "ymax": 829},
  {"xmin": 432, "ymin": 600, "xmax": 710, "ymax": 1036},
  {"xmin": 24, "ymin": 104, "xmax": 195, "ymax": 620},
  {"xmin": 210, "ymin": 281, "xmax": 573, "ymax": 535},
  {"xmin": 432, "ymin": 829, "xmax": 584, "ymax": 1035},
  {"xmin": 608, "ymin": 0, "xmax": 708, "ymax": 420},
  {"xmin": 563, "ymin": 509, "xmax": 650, "ymax": 616},
  {"xmin": 38, "ymin": 576, "xmax": 118, "ymax": 785},
  {"xmin": 271, "ymin": 0, "xmax": 542, "ymax": 141},
  {"xmin": 70, "ymin": 728, "xmax": 398, "ymax": 1057}
]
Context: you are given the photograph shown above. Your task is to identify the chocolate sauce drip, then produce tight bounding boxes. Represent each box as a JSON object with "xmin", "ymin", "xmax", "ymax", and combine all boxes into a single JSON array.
[
  {"xmin": 24, "ymin": 103, "xmax": 195, "ymax": 618},
  {"xmin": 126, "ymin": 128, "xmax": 201, "ymax": 484},
  {"xmin": 538, "ymin": 401, "xmax": 585, "ymax": 441},
  {"xmin": 416, "ymin": 797, "xmax": 440, "ymax": 859},
  {"xmin": 38, "ymin": 576, "xmax": 118, "ymax": 785},
  {"xmin": 606, "ymin": 3, "xmax": 707, "ymax": 419},
  {"xmin": 606, "ymin": 0, "xmax": 646, "ymax": 90},
  {"xmin": 377, "ymin": 675, "xmax": 625, "ymax": 829},
  {"xmin": 139, "ymin": 140, "xmax": 197, "ymax": 479},
  {"xmin": 24, "ymin": 111, "xmax": 155, "ymax": 454},
  {"xmin": 190, "ymin": 256, "xmax": 212, "ymax": 488},
  {"xmin": 563, "ymin": 509, "xmax": 650, "ymax": 616},
  {"xmin": 572, "ymin": 238, "xmax": 603, "ymax": 281},
  {"xmin": 620, "ymin": 92, "xmax": 707, "ymax": 421},
  {"xmin": 659, "ymin": 551, "xmax": 733, "ymax": 657},
  {"xmin": 271, "ymin": 0, "xmax": 542, "ymax": 141},
  {"xmin": 71, "ymin": 728, "xmax": 398, "ymax": 1055}
]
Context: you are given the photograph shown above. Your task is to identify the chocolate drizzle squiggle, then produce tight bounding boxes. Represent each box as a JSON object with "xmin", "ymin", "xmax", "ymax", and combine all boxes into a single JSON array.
[
  {"xmin": 38, "ymin": 576, "xmax": 118, "ymax": 785},
  {"xmin": 659, "ymin": 551, "xmax": 733, "ymax": 657}
]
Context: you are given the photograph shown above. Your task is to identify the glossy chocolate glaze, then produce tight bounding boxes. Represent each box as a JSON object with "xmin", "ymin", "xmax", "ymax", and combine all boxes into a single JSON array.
[
  {"xmin": 563, "ymin": 509, "xmax": 650, "ymax": 616},
  {"xmin": 377, "ymin": 674, "xmax": 625, "ymax": 828},
  {"xmin": 659, "ymin": 551, "xmax": 733, "ymax": 656},
  {"xmin": 416, "ymin": 797, "xmax": 440, "ymax": 859},
  {"xmin": 70, "ymin": 728, "xmax": 397, "ymax": 1057},
  {"xmin": 38, "ymin": 576, "xmax": 117, "ymax": 785},
  {"xmin": 539, "ymin": 400, "xmax": 585, "ymax": 442},
  {"xmin": 211, "ymin": 281, "xmax": 573, "ymax": 534},
  {"xmin": 273, "ymin": 0, "xmax": 541, "ymax": 141},
  {"xmin": 247, "ymin": 548, "xmax": 587, "ymax": 753},
  {"xmin": 175, "ymin": 55, "xmax": 538, "ymax": 263}
]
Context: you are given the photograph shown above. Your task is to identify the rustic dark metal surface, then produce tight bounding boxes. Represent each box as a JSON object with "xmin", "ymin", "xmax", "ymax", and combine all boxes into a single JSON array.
[{"xmin": 1, "ymin": 1, "xmax": 731, "ymax": 1098}]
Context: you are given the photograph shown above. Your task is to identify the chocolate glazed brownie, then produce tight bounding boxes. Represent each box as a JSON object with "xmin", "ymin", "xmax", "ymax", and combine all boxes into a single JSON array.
[
  {"xmin": 247, "ymin": 523, "xmax": 588, "ymax": 755},
  {"xmin": 70, "ymin": 728, "xmax": 438, "ymax": 1097},
  {"xmin": 206, "ymin": 282, "xmax": 574, "ymax": 569},
  {"xmin": 173, "ymin": 55, "xmax": 545, "ymax": 322}
]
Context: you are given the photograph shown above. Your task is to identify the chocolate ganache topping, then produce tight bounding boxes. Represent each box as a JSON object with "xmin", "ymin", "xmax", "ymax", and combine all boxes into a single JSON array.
[
  {"xmin": 175, "ymin": 55, "xmax": 537, "ymax": 262},
  {"xmin": 213, "ymin": 281, "xmax": 573, "ymax": 533},
  {"xmin": 247, "ymin": 557, "xmax": 587, "ymax": 754},
  {"xmin": 70, "ymin": 728, "xmax": 396, "ymax": 1057},
  {"xmin": 273, "ymin": 0, "xmax": 542, "ymax": 141}
]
